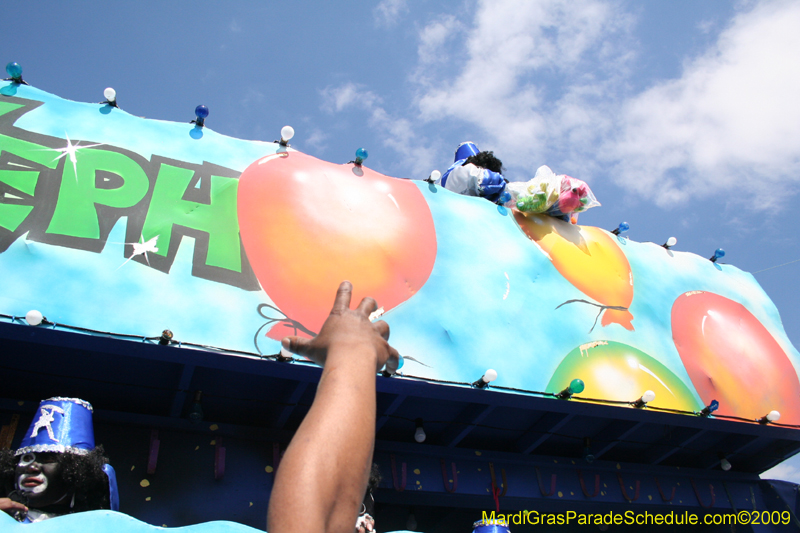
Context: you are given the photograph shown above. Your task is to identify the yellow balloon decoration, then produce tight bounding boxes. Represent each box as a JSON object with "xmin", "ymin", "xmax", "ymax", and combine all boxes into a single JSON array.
[
  {"xmin": 514, "ymin": 212, "xmax": 634, "ymax": 331},
  {"xmin": 546, "ymin": 341, "xmax": 701, "ymax": 412}
]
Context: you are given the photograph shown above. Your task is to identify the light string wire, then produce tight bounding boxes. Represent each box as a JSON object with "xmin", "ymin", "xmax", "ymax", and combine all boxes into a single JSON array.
[
  {"xmin": 753, "ymin": 258, "xmax": 800, "ymax": 275},
  {"xmin": 2, "ymin": 313, "xmax": 798, "ymax": 428},
  {"xmin": 0, "ymin": 361, "xmax": 792, "ymax": 463},
  {"xmin": 640, "ymin": 241, "xmax": 800, "ymax": 276}
]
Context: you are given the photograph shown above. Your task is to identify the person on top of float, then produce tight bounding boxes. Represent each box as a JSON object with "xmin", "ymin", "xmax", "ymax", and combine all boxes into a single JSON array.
[
  {"xmin": 0, "ymin": 397, "xmax": 119, "ymax": 523},
  {"xmin": 437, "ymin": 142, "xmax": 508, "ymax": 203}
]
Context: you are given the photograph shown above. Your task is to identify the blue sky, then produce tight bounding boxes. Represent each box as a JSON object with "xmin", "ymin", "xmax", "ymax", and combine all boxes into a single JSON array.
[{"xmin": 5, "ymin": 0, "xmax": 800, "ymax": 481}]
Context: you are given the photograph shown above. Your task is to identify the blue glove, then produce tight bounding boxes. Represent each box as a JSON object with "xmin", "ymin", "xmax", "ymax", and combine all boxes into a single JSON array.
[{"xmin": 479, "ymin": 170, "xmax": 507, "ymax": 202}]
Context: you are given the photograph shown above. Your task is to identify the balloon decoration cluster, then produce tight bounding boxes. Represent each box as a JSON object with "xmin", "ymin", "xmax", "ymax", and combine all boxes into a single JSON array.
[{"xmin": 4, "ymin": 59, "xmax": 790, "ymax": 437}]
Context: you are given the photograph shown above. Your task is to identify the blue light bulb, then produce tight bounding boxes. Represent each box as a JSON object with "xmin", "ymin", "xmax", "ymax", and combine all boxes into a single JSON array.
[
  {"xmin": 195, "ymin": 105, "xmax": 209, "ymax": 119},
  {"xmin": 700, "ymin": 399, "xmax": 719, "ymax": 416},
  {"xmin": 611, "ymin": 221, "xmax": 630, "ymax": 236},
  {"xmin": 397, "ymin": 355, "xmax": 404, "ymax": 370},
  {"xmin": 710, "ymin": 248, "xmax": 726, "ymax": 262},
  {"xmin": 569, "ymin": 378, "xmax": 585, "ymax": 394},
  {"xmin": 6, "ymin": 62, "xmax": 22, "ymax": 79},
  {"xmin": 355, "ymin": 147, "xmax": 368, "ymax": 164}
]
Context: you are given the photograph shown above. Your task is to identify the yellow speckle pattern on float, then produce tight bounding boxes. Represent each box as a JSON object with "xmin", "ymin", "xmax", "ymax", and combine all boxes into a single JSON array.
[
  {"xmin": 514, "ymin": 212, "xmax": 635, "ymax": 331},
  {"xmin": 546, "ymin": 341, "xmax": 702, "ymax": 411}
]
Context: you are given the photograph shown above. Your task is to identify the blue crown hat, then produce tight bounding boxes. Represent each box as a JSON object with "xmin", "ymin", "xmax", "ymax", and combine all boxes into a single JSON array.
[
  {"xmin": 473, "ymin": 518, "xmax": 511, "ymax": 533},
  {"xmin": 15, "ymin": 397, "xmax": 120, "ymax": 510},
  {"xmin": 15, "ymin": 397, "xmax": 95, "ymax": 456},
  {"xmin": 454, "ymin": 141, "xmax": 480, "ymax": 162}
]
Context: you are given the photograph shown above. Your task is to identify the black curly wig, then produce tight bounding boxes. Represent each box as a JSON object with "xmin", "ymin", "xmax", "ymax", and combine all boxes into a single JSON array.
[
  {"xmin": 0, "ymin": 447, "xmax": 110, "ymax": 513},
  {"xmin": 465, "ymin": 151, "xmax": 504, "ymax": 174}
]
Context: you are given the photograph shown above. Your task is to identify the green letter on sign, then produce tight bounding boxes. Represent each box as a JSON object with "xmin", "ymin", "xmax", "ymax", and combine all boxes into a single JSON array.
[
  {"xmin": 142, "ymin": 163, "xmax": 241, "ymax": 272},
  {"xmin": 47, "ymin": 148, "xmax": 149, "ymax": 239},
  {"xmin": 0, "ymin": 134, "xmax": 60, "ymax": 232}
]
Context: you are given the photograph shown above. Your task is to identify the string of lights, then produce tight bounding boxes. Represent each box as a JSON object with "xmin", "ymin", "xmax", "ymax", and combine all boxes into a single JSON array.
[
  {"xmin": 2, "ymin": 361, "xmax": 791, "ymax": 468},
  {"xmin": 3, "ymin": 311, "xmax": 797, "ymax": 429},
  {"xmin": 0, "ymin": 360, "xmax": 788, "ymax": 468}
]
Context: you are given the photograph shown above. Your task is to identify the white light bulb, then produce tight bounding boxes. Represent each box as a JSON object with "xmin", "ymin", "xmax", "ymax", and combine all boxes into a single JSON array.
[
  {"xmin": 483, "ymin": 369, "xmax": 498, "ymax": 383},
  {"xmin": 103, "ymin": 87, "xmax": 116, "ymax": 102},
  {"xmin": 25, "ymin": 310, "xmax": 43, "ymax": 326},
  {"xmin": 414, "ymin": 426, "xmax": 426, "ymax": 443},
  {"xmin": 642, "ymin": 390, "xmax": 656, "ymax": 403},
  {"xmin": 767, "ymin": 410, "xmax": 781, "ymax": 422},
  {"xmin": 280, "ymin": 125, "xmax": 294, "ymax": 142},
  {"xmin": 666, "ymin": 237, "xmax": 677, "ymax": 247},
  {"xmin": 430, "ymin": 170, "xmax": 441, "ymax": 181},
  {"xmin": 720, "ymin": 458, "xmax": 732, "ymax": 471}
]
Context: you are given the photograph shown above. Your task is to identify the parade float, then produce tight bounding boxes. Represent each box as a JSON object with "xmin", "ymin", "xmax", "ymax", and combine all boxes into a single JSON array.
[{"xmin": 2, "ymin": 64, "xmax": 800, "ymax": 532}]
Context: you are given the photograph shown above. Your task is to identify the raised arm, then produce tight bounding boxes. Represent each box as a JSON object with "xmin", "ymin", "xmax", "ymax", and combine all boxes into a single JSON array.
[{"xmin": 267, "ymin": 281, "xmax": 399, "ymax": 533}]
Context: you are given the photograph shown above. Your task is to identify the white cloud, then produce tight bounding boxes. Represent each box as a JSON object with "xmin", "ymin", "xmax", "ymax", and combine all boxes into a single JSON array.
[
  {"xmin": 323, "ymin": 0, "xmax": 800, "ymax": 213},
  {"xmin": 303, "ymin": 128, "xmax": 329, "ymax": 152},
  {"xmin": 412, "ymin": 0, "xmax": 633, "ymax": 175},
  {"xmin": 374, "ymin": 0, "xmax": 409, "ymax": 28},
  {"xmin": 320, "ymin": 83, "xmax": 381, "ymax": 113},
  {"xmin": 229, "ymin": 19, "xmax": 242, "ymax": 33},
  {"xmin": 416, "ymin": 15, "xmax": 462, "ymax": 67},
  {"xmin": 762, "ymin": 454, "xmax": 800, "ymax": 484},
  {"xmin": 319, "ymin": 0, "xmax": 632, "ymax": 181},
  {"xmin": 319, "ymin": 83, "xmax": 437, "ymax": 177},
  {"xmin": 605, "ymin": 0, "xmax": 800, "ymax": 209}
]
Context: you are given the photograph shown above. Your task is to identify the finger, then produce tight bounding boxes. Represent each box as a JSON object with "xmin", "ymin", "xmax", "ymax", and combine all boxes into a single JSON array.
[
  {"xmin": 373, "ymin": 320, "xmax": 390, "ymax": 341},
  {"xmin": 356, "ymin": 296, "xmax": 378, "ymax": 316},
  {"xmin": 383, "ymin": 346, "xmax": 401, "ymax": 374},
  {"xmin": 7, "ymin": 501, "xmax": 27, "ymax": 511},
  {"xmin": 331, "ymin": 281, "xmax": 353, "ymax": 315},
  {"xmin": 282, "ymin": 336, "xmax": 311, "ymax": 356}
]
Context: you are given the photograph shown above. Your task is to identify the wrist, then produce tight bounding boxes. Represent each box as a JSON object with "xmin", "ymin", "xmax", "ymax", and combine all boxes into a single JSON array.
[{"xmin": 324, "ymin": 344, "xmax": 380, "ymax": 370}]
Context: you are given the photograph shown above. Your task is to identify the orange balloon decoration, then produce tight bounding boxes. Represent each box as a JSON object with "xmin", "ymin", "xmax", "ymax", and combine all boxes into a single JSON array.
[
  {"xmin": 237, "ymin": 151, "xmax": 437, "ymax": 339},
  {"xmin": 672, "ymin": 291, "xmax": 800, "ymax": 424},
  {"xmin": 514, "ymin": 212, "xmax": 634, "ymax": 330}
]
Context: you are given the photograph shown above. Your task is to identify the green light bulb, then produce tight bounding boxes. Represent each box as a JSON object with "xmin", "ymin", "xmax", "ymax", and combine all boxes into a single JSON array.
[{"xmin": 569, "ymin": 378, "xmax": 585, "ymax": 394}]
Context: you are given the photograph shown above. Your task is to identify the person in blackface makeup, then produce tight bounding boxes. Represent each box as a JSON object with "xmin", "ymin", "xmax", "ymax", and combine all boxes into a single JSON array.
[{"xmin": 0, "ymin": 398, "xmax": 118, "ymax": 523}]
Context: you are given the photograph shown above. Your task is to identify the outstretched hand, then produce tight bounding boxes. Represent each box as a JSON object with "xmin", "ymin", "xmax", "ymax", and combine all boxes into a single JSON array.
[{"xmin": 281, "ymin": 281, "xmax": 400, "ymax": 374}]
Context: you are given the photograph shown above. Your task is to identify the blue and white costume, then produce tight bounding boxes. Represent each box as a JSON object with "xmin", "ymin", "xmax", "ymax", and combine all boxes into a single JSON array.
[{"xmin": 437, "ymin": 142, "xmax": 507, "ymax": 203}]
